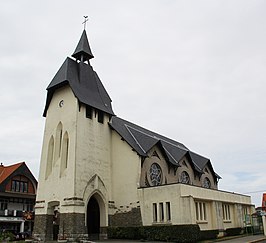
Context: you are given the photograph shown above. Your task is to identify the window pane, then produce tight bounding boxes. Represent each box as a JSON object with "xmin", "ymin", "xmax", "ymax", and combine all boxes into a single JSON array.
[
  {"xmin": 195, "ymin": 202, "xmax": 199, "ymax": 220},
  {"xmin": 203, "ymin": 203, "xmax": 206, "ymax": 220},
  {"xmin": 16, "ymin": 181, "xmax": 20, "ymax": 192},
  {"xmin": 166, "ymin": 202, "xmax": 171, "ymax": 221},
  {"xmin": 159, "ymin": 202, "xmax": 164, "ymax": 221},
  {"xmin": 11, "ymin": 181, "xmax": 16, "ymax": 191},
  {"xmin": 20, "ymin": 182, "xmax": 24, "ymax": 192},
  {"xmin": 153, "ymin": 203, "xmax": 157, "ymax": 222},
  {"xmin": 23, "ymin": 182, "xmax": 28, "ymax": 192}
]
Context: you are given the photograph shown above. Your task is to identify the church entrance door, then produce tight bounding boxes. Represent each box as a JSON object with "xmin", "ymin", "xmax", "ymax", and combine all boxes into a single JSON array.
[{"xmin": 87, "ymin": 196, "xmax": 100, "ymax": 239}]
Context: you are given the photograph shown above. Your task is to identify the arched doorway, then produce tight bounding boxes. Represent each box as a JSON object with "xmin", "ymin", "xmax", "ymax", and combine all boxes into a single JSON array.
[{"xmin": 87, "ymin": 196, "xmax": 100, "ymax": 239}]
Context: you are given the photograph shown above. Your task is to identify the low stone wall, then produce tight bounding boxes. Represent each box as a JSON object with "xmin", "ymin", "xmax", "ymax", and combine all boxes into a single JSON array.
[
  {"xmin": 33, "ymin": 214, "xmax": 53, "ymax": 241},
  {"xmin": 109, "ymin": 207, "xmax": 142, "ymax": 227},
  {"xmin": 34, "ymin": 213, "xmax": 88, "ymax": 241}
]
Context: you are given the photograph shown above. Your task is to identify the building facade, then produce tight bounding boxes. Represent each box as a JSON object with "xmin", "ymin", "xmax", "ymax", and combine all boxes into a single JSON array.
[
  {"xmin": 0, "ymin": 162, "xmax": 37, "ymax": 236},
  {"xmin": 34, "ymin": 30, "xmax": 254, "ymax": 241}
]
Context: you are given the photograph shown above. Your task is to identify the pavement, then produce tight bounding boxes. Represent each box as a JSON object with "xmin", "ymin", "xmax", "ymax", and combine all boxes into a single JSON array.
[
  {"xmin": 43, "ymin": 234, "xmax": 266, "ymax": 243},
  {"xmin": 92, "ymin": 234, "xmax": 266, "ymax": 243},
  {"xmin": 213, "ymin": 234, "xmax": 266, "ymax": 243}
]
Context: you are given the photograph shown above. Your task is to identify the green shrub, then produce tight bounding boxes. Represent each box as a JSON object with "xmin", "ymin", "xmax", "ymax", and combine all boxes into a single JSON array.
[
  {"xmin": 225, "ymin": 227, "xmax": 242, "ymax": 236},
  {"xmin": 199, "ymin": 229, "xmax": 219, "ymax": 241},
  {"xmin": 107, "ymin": 226, "xmax": 140, "ymax": 239},
  {"xmin": 108, "ymin": 224, "xmax": 200, "ymax": 243},
  {"xmin": 0, "ymin": 231, "xmax": 15, "ymax": 241}
]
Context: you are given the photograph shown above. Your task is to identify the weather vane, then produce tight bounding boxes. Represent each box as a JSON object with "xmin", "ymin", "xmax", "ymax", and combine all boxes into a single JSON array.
[{"xmin": 82, "ymin": 16, "xmax": 89, "ymax": 30}]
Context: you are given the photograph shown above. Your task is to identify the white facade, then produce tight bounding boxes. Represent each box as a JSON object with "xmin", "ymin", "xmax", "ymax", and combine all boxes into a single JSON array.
[{"xmin": 34, "ymin": 30, "xmax": 254, "ymax": 241}]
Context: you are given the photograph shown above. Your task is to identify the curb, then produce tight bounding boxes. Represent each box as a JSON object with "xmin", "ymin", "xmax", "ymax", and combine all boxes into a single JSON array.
[{"xmin": 248, "ymin": 238, "xmax": 266, "ymax": 243}]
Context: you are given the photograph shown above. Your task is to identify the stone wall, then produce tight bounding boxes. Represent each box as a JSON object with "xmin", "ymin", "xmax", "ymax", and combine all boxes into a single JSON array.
[
  {"xmin": 109, "ymin": 207, "xmax": 142, "ymax": 227},
  {"xmin": 34, "ymin": 213, "xmax": 88, "ymax": 241},
  {"xmin": 59, "ymin": 213, "xmax": 87, "ymax": 239},
  {"xmin": 33, "ymin": 214, "xmax": 53, "ymax": 241}
]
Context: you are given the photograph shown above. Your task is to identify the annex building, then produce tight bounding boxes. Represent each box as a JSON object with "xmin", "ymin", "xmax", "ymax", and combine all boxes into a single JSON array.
[
  {"xmin": 34, "ymin": 29, "xmax": 254, "ymax": 241},
  {"xmin": 0, "ymin": 162, "xmax": 37, "ymax": 236}
]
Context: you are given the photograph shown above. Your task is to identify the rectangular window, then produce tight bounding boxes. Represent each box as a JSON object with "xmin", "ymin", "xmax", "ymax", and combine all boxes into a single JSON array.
[
  {"xmin": 195, "ymin": 202, "xmax": 199, "ymax": 220},
  {"xmin": 23, "ymin": 182, "xmax": 28, "ymax": 193},
  {"xmin": 203, "ymin": 203, "xmax": 206, "ymax": 220},
  {"xmin": 223, "ymin": 204, "xmax": 231, "ymax": 221},
  {"xmin": 86, "ymin": 106, "xmax": 92, "ymax": 119},
  {"xmin": 199, "ymin": 202, "xmax": 203, "ymax": 220},
  {"xmin": 159, "ymin": 202, "xmax": 164, "ymax": 222},
  {"xmin": 98, "ymin": 110, "xmax": 104, "ymax": 123},
  {"xmin": 195, "ymin": 201, "xmax": 207, "ymax": 222},
  {"xmin": 11, "ymin": 180, "xmax": 28, "ymax": 193},
  {"xmin": 11, "ymin": 181, "xmax": 16, "ymax": 191},
  {"xmin": 15, "ymin": 181, "xmax": 20, "ymax": 192},
  {"xmin": 20, "ymin": 182, "xmax": 24, "ymax": 192},
  {"xmin": 166, "ymin": 202, "xmax": 171, "ymax": 221},
  {"xmin": 153, "ymin": 203, "xmax": 157, "ymax": 222}
]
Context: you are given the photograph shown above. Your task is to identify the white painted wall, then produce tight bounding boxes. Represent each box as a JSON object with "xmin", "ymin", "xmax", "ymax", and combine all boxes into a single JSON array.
[
  {"xmin": 110, "ymin": 131, "xmax": 141, "ymax": 212},
  {"xmin": 36, "ymin": 85, "xmax": 77, "ymax": 215},
  {"xmin": 138, "ymin": 183, "xmax": 254, "ymax": 231}
]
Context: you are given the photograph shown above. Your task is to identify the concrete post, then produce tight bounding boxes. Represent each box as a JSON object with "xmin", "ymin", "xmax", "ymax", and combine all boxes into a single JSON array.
[
  {"xmin": 262, "ymin": 215, "xmax": 266, "ymax": 236},
  {"xmin": 262, "ymin": 215, "xmax": 266, "ymax": 235},
  {"xmin": 20, "ymin": 221, "xmax": 25, "ymax": 232}
]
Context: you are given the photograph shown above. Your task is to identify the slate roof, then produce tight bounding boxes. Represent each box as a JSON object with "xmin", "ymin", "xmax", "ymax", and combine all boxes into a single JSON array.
[
  {"xmin": 72, "ymin": 30, "xmax": 94, "ymax": 61},
  {"xmin": 43, "ymin": 31, "xmax": 114, "ymax": 117},
  {"xmin": 109, "ymin": 116, "xmax": 221, "ymax": 179},
  {"xmin": 43, "ymin": 30, "xmax": 220, "ymax": 180}
]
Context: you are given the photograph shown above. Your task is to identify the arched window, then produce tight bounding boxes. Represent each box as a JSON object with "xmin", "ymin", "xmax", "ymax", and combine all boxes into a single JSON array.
[
  {"xmin": 203, "ymin": 177, "xmax": 211, "ymax": 188},
  {"xmin": 46, "ymin": 136, "xmax": 54, "ymax": 179},
  {"xmin": 149, "ymin": 163, "xmax": 162, "ymax": 186},
  {"xmin": 180, "ymin": 171, "xmax": 190, "ymax": 184},
  {"xmin": 55, "ymin": 122, "xmax": 63, "ymax": 162},
  {"xmin": 60, "ymin": 132, "xmax": 69, "ymax": 175}
]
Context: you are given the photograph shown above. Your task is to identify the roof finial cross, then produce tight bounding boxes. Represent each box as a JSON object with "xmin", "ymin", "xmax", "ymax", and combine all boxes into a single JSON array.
[{"xmin": 82, "ymin": 16, "xmax": 89, "ymax": 30}]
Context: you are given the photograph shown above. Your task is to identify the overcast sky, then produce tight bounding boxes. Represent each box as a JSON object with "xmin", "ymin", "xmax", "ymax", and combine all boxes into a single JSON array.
[{"xmin": 0, "ymin": 0, "xmax": 265, "ymax": 207}]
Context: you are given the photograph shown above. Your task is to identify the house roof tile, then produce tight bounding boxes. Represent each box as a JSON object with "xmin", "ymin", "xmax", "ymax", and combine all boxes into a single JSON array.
[{"xmin": 0, "ymin": 162, "xmax": 24, "ymax": 184}]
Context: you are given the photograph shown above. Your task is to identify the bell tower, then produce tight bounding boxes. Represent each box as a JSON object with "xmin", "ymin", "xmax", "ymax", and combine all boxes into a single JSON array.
[{"xmin": 34, "ymin": 29, "xmax": 115, "ymax": 241}]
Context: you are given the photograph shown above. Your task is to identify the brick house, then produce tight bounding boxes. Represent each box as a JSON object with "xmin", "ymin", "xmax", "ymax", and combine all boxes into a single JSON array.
[{"xmin": 0, "ymin": 162, "xmax": 37, "ymax": 236}]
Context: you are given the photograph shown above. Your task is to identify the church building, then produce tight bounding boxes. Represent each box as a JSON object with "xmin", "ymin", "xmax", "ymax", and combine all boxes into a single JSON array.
[{"xmin": 34, "ymin": 29, "xmax": 254, "ymax": 241}]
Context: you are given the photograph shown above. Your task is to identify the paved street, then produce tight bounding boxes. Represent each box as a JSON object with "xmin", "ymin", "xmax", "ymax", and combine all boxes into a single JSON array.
[
  {"xmin": 93, "ymin": 234, "xmax": 266, "ymax": 243},
  {"xmin": 44, "ymin": 234, "xmax": 266, "ymax": 243},
  {"xmin": 216, "ymin": 234, "xmax": 266, "ymax": 242}
]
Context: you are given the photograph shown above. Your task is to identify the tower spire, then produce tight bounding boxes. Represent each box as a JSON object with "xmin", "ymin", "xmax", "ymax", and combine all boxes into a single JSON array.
[{"xmin": 72, "ymin": 17, "xmax": 94, "ymax": 62}]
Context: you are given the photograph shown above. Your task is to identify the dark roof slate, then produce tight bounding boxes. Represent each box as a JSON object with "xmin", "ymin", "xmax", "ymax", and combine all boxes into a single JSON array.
[
  {"xmin": 44, "ymin": 30, "xmax": 114, "ymax": 116},
  {"xmin": 72, "ymin": 30, "xmax": 94, "ymax": 61},
  {"xmin": 109, "ymin": 116, "xmax": 220, "ymax": 179},
  {"xmin": 43, "ymin": 57, "xmax": 114, "ymax": 116}
]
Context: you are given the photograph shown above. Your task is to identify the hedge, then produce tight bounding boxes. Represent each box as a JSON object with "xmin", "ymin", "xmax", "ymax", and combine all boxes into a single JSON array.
[
  {"xmin": 199, "ymin": 229, "xmax": 219, "ymax": 241},
  {"xmin": 225, "ymin": 227, "xmax": 242, "ymax": 236},
  {"xmin": 108, "ymin": 225, "xmax": 201, "ymax": 242}
]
